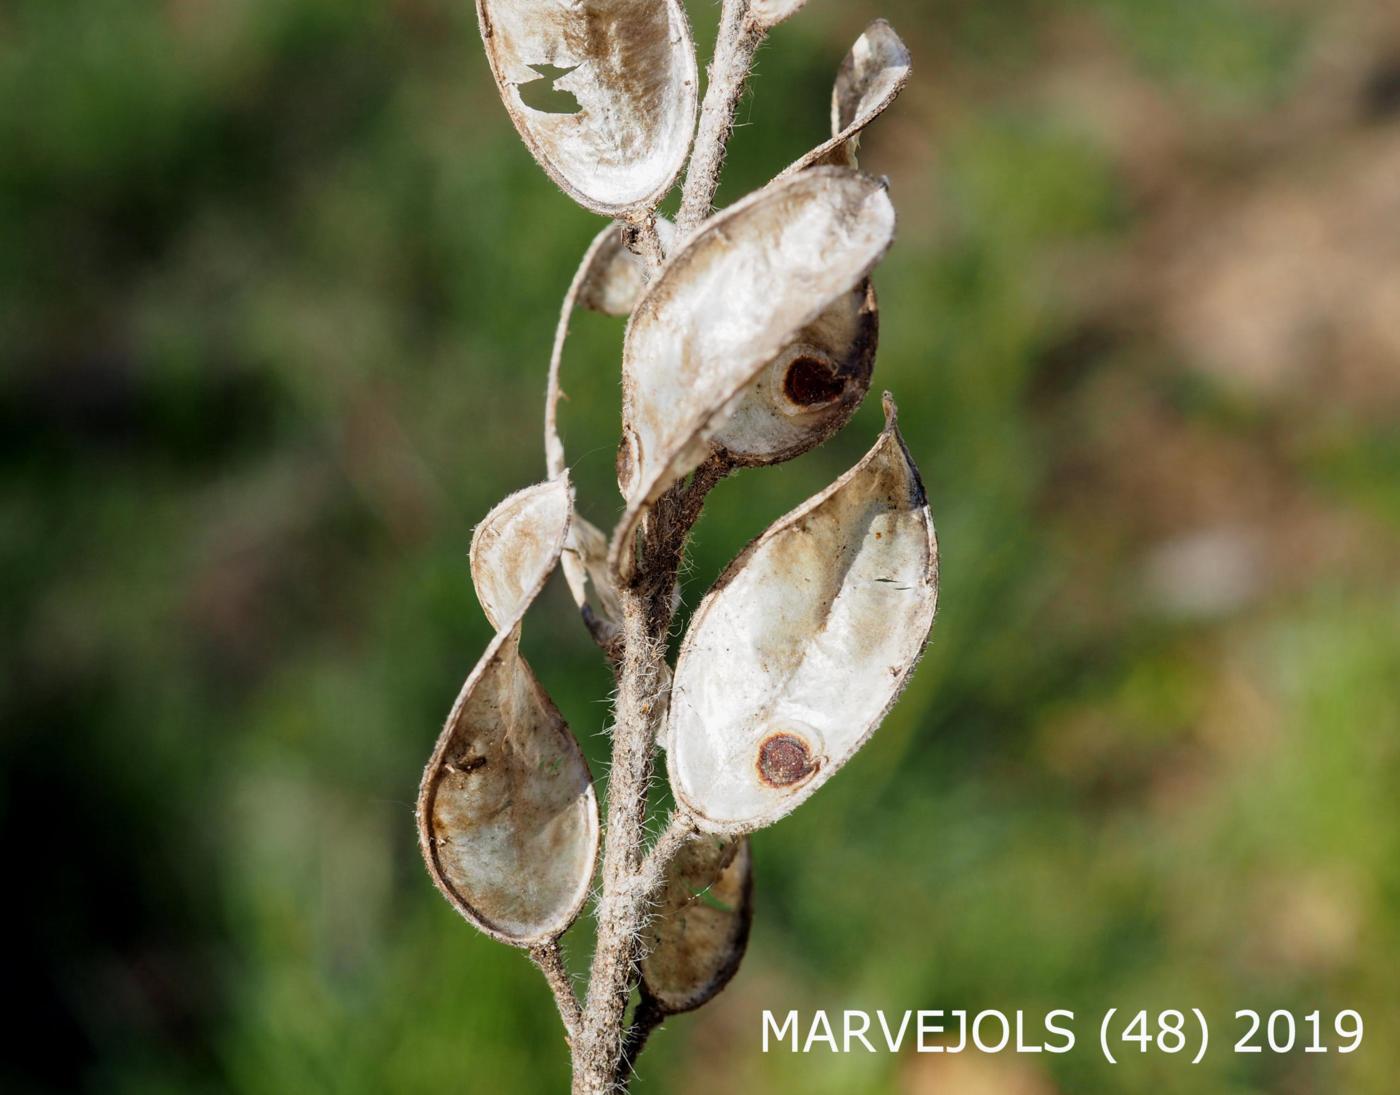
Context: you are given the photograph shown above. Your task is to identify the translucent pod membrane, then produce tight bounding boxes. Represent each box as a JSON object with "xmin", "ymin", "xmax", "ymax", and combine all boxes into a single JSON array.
[
  {"xmin": 712, "ymin": 279, "xmax": 878, "ymax": 467},
  {"xmin": 641, "ymin": 836, "xmax": 753, "ymax": 1014},
  {"xmin": 418, "ymin": 625, "xmax": 599, "ymax": 944},
  {"xmin": 667, "ymin": 398, "xmax": 939, "ymax": 833},
  {"xmin": 612, "ymin": 167, "xmax": 896, "ymax": 579},
  {"xmin": 475, "ymin": 0, "xmax": 698, "ymax": 216},
  {"xmin": 470, "ymin": 477, "xmax": 572, "ymax": 631},
  {"xmin": 785, "ymin": 20, "xmax": 911, "ymax": 173}
]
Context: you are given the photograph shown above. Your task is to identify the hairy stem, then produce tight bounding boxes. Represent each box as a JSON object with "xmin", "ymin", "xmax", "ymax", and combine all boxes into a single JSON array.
[
  {"xmin": 676, "ymin": 0, "xmax": 765, "ymax": 236},
  {"xmin": 572, "ymin": 587, "xmax": 671, "ymax": 1093},
  {"xmin": 615, "ymin": 996, "xmax": 665, "ymax": 1087},
  {"xmin": 571, "ymin": 469, "xmax": 723, "ymax": 1094},
  {"xmin": 570, "ymin": 3, "xmax": 759, "ymax": 1081},
  {"xmin": 530, "ymin": 941, "xmax": 581, "ymax": 1041},
  {"xmin": 623, "ymin": 214, "xmax": 667, "ymax": 272}
]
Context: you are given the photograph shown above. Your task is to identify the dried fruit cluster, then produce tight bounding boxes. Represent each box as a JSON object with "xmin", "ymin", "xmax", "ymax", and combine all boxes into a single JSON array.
[{"xmin": 415, "ymin": 3, "xmax": 937, "ymax": 1090}]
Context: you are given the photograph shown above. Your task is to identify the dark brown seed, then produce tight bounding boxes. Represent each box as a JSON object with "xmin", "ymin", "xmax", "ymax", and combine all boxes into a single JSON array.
[
  {"xmin": 783, "ymin": 355, "xmax": 845, "ymax": 408},
  {"xmin": 756, "ymin": 732, "xmax": 816, "ymax": 787}
]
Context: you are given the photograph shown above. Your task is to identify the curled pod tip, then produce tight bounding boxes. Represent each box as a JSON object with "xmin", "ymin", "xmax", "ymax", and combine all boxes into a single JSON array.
[
  {"xmin": 475, "ymin": 0, "xmax": 698, "ymax": 216},
  {"xmin": 785, "ymin": 19, "xmax": 911, "ymax": 174},
  {"xmin": 469, "ymin": 476, "xmax": 573, "ymax": 632},
  {"xmin": 641, "ymin": 836, "xmax": 753, "ymax": 1014},
  {"xmin": 418, "ymin": 625, "xmax": 599, "ymax": 945},
  {"xmin": 666, "ymin": 397, "xmax": 938, "ymax": 833}
]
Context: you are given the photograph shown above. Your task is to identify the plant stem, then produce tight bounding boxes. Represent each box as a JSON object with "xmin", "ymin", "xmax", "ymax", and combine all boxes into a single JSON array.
[
  {"xmin": 529, "ymin": 941, "xmax": 581, "ymax": 1041},
  {"xmin": 615, "ymin": 996, "xmax": 666, "ymax": 1087},
  {"xmin": 676, "ymin": 0, "xmax": 765, "ymax": 236},
  {"xmin": 572, "ymin": 585, "xmax": 671, "ymax": 1093},
  {"xmin": 570, "ymin": 468, "xmax": 723, "ymax": 1093}
]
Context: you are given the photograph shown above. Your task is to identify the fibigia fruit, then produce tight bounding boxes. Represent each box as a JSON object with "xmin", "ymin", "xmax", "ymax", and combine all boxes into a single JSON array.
[
  {"xmin": 667, "ymin": 397, "xmax": 938, "ymax": 833},
  {"xmin": 424, "ymin": 4, "xmax": 927, "ymax": 1087},
  {"xmin": 417, "ymin": 477, "xmax": 599, "ymax": 944},
  {"xmin": 474, "ymin": 0, "xmax": 698, "ymax": 215},
  {"xmin": 611, "ymin": 167, "xmax": 896, "ymax": 578},
  {"xmin": 641, "ymin": 835, "xmax": 753, "ymax": 1015},
  {"xmin": 785, "ymin": 20, "xmax": 911, "ymax": 174}
]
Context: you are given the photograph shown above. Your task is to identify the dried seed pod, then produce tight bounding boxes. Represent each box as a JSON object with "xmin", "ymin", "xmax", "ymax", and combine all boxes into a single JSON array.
[
  {"xmin": 469, "ymin": 477, "xmax": 573, "ymax": 631},
  {"xmin": 612, "ymin": 167, "xmax": 896, "ymax": 578},
  {"xmin": 667, "ymin": 396, "xmax": 938, "ymax": 833},
  {"xmin": 785, "ymin": 20, "xmax": 911, "ymax": 174},
  {"xmin": 641, "ymin": 836, "xmax": 753, "ymax": 1014},
  {"xmin": 749, "ymin": 0, "xmax": 808, "ymax": 30},
  {"xmin": 561, "ymin": 511, "xmax": 623, "ymax": 635},
  {"xmin": 475, "ymin": 0, "xmax": 698, "ymax": 216},
  {"xmin": 545, "ymin": 220, "xmax": 677, "ymax": 482},
  {"xmin": 578, "ymin": 218, "xmax": 677, "ymax": 317},
  {"xmin": 419, "ymin": 625, "xmax": 599, "ymax": 944},
  {"xmin": 711, "ymin": 279, "xmax": 878, "ymax": 467}
]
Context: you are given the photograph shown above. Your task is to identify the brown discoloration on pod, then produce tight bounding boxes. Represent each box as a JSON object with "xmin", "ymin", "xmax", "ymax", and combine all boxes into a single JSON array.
[
  {"xmin": 714, "ymin": 279, "xmax": 879, "ymax": 467},
  {"xmin": 783, "ymin": 355, "xmax": 845, "ymax": 408},
  {"xmin": 474, "ymin": 0, "xmax": 698, "ymax": 216},
  {"xmin": 756, "ymin": 732, "xmax": 818, "ymax": 787}
]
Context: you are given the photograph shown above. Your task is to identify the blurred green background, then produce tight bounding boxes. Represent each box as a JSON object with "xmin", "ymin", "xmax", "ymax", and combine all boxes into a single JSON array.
[{"xmin": 4, "ymin": 0, "xmax": 1399, "ymax": 1091}]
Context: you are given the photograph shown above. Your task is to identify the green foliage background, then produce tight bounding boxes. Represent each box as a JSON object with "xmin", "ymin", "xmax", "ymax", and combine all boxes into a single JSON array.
[{"xmin": 3, "ymin": 1, "xmax": 1398, "ymax": 1091}]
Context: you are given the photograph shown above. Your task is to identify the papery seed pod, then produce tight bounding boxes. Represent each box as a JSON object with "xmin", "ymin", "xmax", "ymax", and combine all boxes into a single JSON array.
[
  {"xmin": 545, "ymin": 220, "xmax": 677, "ymax": 482},
  {"xmin": 749, "ymin": 0, "xmax": 808, "ymax": 31},
  {"xmin": 469, "ymin": 477, "xmax": 573, "ymax": 630},
  {"xmin": 419, "ymin": 625, "xmax": 599, "ymax": 944},
  {"xmin": 711, "ymin": 279, "xmax": 878, "ymax": 467},
  {"xmin": 611, "ymin": 167, "xmax": 896, "ymax": 578},
  {"xmin": 578, "ymin": 218, "xmax": 677, "ymax": 317},
  {"xmin": 667, "ymin": 396, "xmax": 938, "ymax": 833},
  {"xmin": 561, "ymin": 511, "xmax": 623, "ymax": 636},
  {"xmin": 641, "ymin": 836, "xmax": 753, "ymax": 1014},
  {"xmin": 475, "ymin": 0, "xmax": 698, "ymax": 216},
  {"xmin": 785, "ymin": 20, "xmax": 911, "ymax": 174}
]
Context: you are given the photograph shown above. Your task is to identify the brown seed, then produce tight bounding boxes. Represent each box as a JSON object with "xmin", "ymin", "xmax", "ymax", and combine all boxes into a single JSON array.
[
  {"xmin": 757, "ymin": 733, "xmax": 816, "ymax": 786},
  {"xmin": 783, "ymin": 355, "xmax": 845, "ymax": 407}
]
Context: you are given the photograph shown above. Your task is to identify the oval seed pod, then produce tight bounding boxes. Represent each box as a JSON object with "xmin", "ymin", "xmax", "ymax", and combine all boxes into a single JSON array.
[
  {"xmin": 418, "ymin": 625, "xmax": 599, "ymax": 944},
  {"xmin": 711, "ymin": 279, "xmax": 878, "ymax": 467},
  {"xmin": 750, "ymin": 0, "xmax": 808, "ymax": 30},
  {"xmin": 785, "ymin": 20, "xmax": 911, "ymax": 174},
  {"xmin": 612, "ymin": 167, "xmax": 896, "ymax": 578},
  {"xmin": 469, "ymin": 476, "xmax": 573, "ymax": 630},
  {"xmin": 475, "ymin": 0, "xmax": 698, "ymax": 216},
  {"xmin": 641, "ymin": 836, "xmax": 753, "ymax": 1014},
  {"xmin": 667, "ymin": 396, "xmax": 938, "ymax": 833}
]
